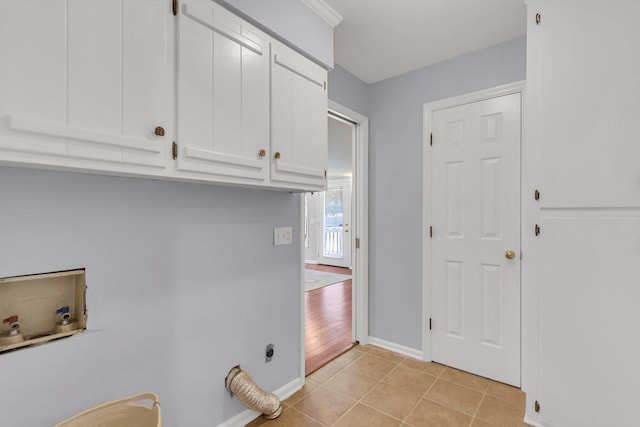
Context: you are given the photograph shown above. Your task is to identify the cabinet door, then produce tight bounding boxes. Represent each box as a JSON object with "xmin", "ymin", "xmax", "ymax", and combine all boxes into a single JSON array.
[
  {"xmin": 0, "ymin": 0, "xmax": 171, "ymax": 173},
  {"xmin": 176, "ymin": 0, "xmax": 269, "ymax": 184},
  {"xmin": 530, "ymin": 0, "xmax": 640, "ymax": 208},
  {"xmin": 271, "ymin": 41, "xmax": 328, "ymax": 191}
]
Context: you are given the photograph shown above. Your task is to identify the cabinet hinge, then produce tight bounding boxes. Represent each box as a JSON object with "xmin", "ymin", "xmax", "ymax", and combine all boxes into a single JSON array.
[
  {"xmin": 535, "ymin": 224, "xmax": 541, "ymax": 237},
  {"xmin": 323, "ymin": 81, "xmax": 327, "ymax": 91},
  {"xmin": 535, "ymin": 13, "xmax": 541, "ymax": 25},
  {"xmin": 429, "ymin": 318, "xmax": 432, "ymax": 330},
  {"xmin": 172, "ymin": 0, "xmax": 179, "ymax": 16},
  {"xmin": 430, "ymin": 226, "xmax": 433, "ymax": 238},
  {"xmin": 172, "ymin": 142, "xmax": 178, "ymax": 160},
  {"xmin": 534, "ymin": 189, "xmax": 540, "ymax": 201},
  {"xmin": 534, "ymin": 400, "xmax": 541, "ymax": 412},
  {"xmin": 355, "ymin": 238, "xmax": 360, "ymax": 249},
  {"xmin": 430, "ymin": 133, "xmax": 433, "ymax": 146},
  {"xmin": 324, "ymin": 170, "xmax": 327, "ymax": 179}
]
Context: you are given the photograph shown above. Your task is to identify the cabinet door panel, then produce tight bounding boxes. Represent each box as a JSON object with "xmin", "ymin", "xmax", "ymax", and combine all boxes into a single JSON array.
[
  {"xmin": 0, "ymin": 0, "xmax": 170, "ymax": 172},
  {"xmin": 176, "ymin": 0, "xmax": 269, "ymax": 183},
  {"xmin": 533, "ymin": 0, "xmax": 640, "ymax": 207},
  {"xmin": 271, "ymin": 41, "xmax": 327, "ymax": 191}
]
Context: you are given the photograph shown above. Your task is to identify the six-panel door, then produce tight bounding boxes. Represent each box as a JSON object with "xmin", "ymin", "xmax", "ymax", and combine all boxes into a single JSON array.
[{"xmin": 431, "ymin": 93, "xmax": 522, "ymax": 387}]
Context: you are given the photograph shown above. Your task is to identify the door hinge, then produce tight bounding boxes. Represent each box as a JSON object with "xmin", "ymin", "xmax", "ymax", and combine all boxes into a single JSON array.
[
  {"xmin": 535, "ymin": 13, "xmax": 541, "ymax": 25},
  {"xmin": 429, "ymin": 318, "xmax": 432, "ymax": 330},
  {"xmin": 429, "ymin": 226, "xmax": 433, "ymax": 238},
  {"xmin": 534, "ymin": 400, "xmax": 541, "ymax": 412},
  {"xmin": 355, "ymin": 238, "xmax": 360, "ymax": 249},
  {"xmin": 172, "ymin": 142, "xmax": 178, "ymax": 160},
  {"xmin": 324, "ymin": 170, "xmax": 327, "ymax": 179},
  {"xmin": 324, "ymin": 81, "xmax": 327, "ymax": 91},
  {"xmin": 535, "ymin": 224, "xmax": 541, "ymax": 237},
  {"xmin": 172, "ymin": 0, "xmax": 179, "ymax": 16},
  {"xmin": 534, "ymin": 189, "xmax": 540, "ymax": 201},
  {"xmin": 430, "ymin": 132, "xmax": 433, "ymax": 146}
]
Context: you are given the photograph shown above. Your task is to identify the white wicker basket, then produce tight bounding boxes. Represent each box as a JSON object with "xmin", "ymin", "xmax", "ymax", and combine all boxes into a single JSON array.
[{"xmin": 54, "ymin": 393, "xmax": 161, "ymax": 427}]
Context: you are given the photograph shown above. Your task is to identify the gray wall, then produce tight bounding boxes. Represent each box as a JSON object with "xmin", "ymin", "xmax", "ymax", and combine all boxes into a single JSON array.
[
  {"xmin": 217, "ymin": 0, "xmax": 334, "ymax": 68},
  {"xmin": 366, "ymin": 37, "xmax": 526, "ymax": 349},
  {"xmin": 0, "ymin": 167, "xmax": 301, "ymax": 426},
  {"xmin": 328, "ymin": 64, "xmax": 370, "ymax": 116}
]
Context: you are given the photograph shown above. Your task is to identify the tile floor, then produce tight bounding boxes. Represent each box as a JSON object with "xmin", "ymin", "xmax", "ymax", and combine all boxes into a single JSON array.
[{"xmin": 247, "ymin": 345, "xmax": 527, "ymax": 427}]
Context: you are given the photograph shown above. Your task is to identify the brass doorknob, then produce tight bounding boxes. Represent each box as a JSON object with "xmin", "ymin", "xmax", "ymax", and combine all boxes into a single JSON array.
[
  {"xmin": 259, "ymin": 149, "xmax": 266, "ymax": 157},
  {"xmin": 154, "ymin": 126, "xmax": 165, "ymax": 136},
  {"xmin": 274, "ymin": 152, "xmax": 281, "ymax": 159},
  {"xmin": 505, "ymin": 250, "xmax": 516, "ymax": 260}
]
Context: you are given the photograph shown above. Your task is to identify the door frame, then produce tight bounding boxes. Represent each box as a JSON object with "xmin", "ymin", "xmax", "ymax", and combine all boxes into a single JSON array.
[
  {"xmin": 422, "ymin": 81, "xmax": 526, "ymax": 382},
  {"xmin": 299, "ymin": 100, "xmax": 369, "ymax": 381}
]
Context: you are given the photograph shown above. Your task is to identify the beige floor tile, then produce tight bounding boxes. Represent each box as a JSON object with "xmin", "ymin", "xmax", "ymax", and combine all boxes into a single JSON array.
[
  {"xmin": 470, "ymin": 418, "xmax": 497, "ymax": 427},
  {"xmin": 486, "ymin": 381, "xmax": 526, "ymax": 407},
  {"xmin": 426, "ymin": 379, "xmax": 484, "ymax": 415},
  {"xmin": 441, "ymin": 368, "xmax": 491, "ymax": 392},
  {"xmin": 355, "ymin": 344, "xmax": 373, "ymax": 353},
  {"xmin": 401, "ymin": 358, "xmax": 446, "ymax": 377},
  {"xmin": 362, "ymin": 382, "xmax": 421, "ymax": 420},
  {"xmin": 405, "ymin": 398, "xmax": 472, "ymax": 427},
  {"xmin": 324, "ymin": 366, "xmax": 380, "ymax": 399},
  {"xmin": 332, "ymin": 348, "xmax": 366, "ymax": 367},
  {"xmin": 475, "ymin": 395, "xmax": 528, "ymax": 427},
  {"xmin": 293, "ymin": 386, "xmax": 356, "ymax": 425},
  {"xmin": 308, "ymin": 359, "xmax": 345, "ymax": 383},
  {"xmin": 333, "ymin": 403, "xmax": 401, "ymax": 427},
  {"xmin": 382, "ymin": 365, "xmax": 437, "ymax": 396},
  {"xmin": 286, "ymin": 379, "xmax": 321, "ymax": 405},
  {"xmin": 245, "ymin": 406, "xmax": 324, "ymax": 427},
  {"xmin": 368, "ymin": 346, "xmax": 407, "ymax": 364},
  {"xmin": 350, "ymin": 353, "xmax": 398, "ymax": 379}
]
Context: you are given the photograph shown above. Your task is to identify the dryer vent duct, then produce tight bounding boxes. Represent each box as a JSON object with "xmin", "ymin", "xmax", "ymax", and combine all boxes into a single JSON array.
[{"xmin": 224, "ymin": 366, "xmax": 282, "ymax": 420}]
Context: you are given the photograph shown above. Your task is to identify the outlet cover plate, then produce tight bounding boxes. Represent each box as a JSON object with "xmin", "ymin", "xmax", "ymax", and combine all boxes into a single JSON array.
[{"xmin": 274, "ymin": 226, "xmax": 293, "ymax": 246}]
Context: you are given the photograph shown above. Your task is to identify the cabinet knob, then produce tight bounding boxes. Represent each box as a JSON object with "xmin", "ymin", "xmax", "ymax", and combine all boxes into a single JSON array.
[
  {"xmin": 154, "ymin": 126, "xmax": 165, "ymax": 136},
  {"xmin": 274, "ymin": 152, "xmax": 281, "ymax": 159},
  {"xmin": 259, "ymin": 149, "xmax": 266, "ymax": 157},
  {"xmin": 505, "ymin": 250, "xmax": 517, "ymax": 260}
]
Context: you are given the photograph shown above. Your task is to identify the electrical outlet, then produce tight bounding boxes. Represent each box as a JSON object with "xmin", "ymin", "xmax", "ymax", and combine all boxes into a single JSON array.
[
  {"xmin": 273, "ymin": 226, "xmax": 293, "ymax": 246},
  {"xmin": 265, "ymin": 343, "xmax": 274, "ymax": 362}
]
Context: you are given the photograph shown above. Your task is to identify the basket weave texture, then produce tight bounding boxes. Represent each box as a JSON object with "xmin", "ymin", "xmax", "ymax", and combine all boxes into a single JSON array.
[{"xmin": 54, "ymin": 393, "xmax": 161, "ymax": 427}]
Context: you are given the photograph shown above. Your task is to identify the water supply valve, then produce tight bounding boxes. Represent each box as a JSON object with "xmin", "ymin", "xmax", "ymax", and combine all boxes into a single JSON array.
[
  {"xmin": 53, "ymin": 306, "xmax": 78, "ymax": 334},
  {"xmin": 2, "ymin": 315, "xmax": 21, "ymax": 336},
  {"xmin": 56, "ymin": 306, "xmax": 71, "ymax": 325}
]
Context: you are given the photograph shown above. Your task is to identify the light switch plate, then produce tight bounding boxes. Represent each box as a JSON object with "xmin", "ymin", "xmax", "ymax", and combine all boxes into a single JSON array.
[{"xmin": 274, "ymin": 226, "xmax": 293, "ymax": 246}]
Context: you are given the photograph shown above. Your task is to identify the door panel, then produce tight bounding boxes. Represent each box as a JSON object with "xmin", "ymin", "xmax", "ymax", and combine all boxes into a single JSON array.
[
  {"xmin": 176, "ymin": 0, "xmax": 269, "ymax": 181},
  {"xmin": 431, "ymin": 93, "xmax": 521, "ymax": 386}
]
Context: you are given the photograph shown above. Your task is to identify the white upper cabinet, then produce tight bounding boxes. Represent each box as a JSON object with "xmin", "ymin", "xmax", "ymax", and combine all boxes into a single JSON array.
[
  {"xmin": 175, "ymin": 0, "xmax": 269, "ymax": 184},
  {"xmin": 0, "ymin": 0, "xmax": 172, "ymax": 174},
  {"xmin": 270, "ymin": 40, "xmax": 328, "ymax": 191},
  {"xmin": 529, "ymin": 0, "xmax": 640, "ymax": 208}
]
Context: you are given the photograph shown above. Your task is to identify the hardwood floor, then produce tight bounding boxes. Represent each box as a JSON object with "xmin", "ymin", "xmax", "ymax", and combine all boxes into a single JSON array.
[{"xmin": 304, "ymin": 264, "xmax": 354, "ymax": 376}]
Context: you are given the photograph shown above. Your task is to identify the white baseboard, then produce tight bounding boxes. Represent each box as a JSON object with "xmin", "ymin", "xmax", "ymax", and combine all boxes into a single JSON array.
[
  {"xmin": 217, "ymin": 376, "xmax": 303, "ymax": 427},
  {"xmin": 304, "ymin": 260, "xmax": 318, "ymax": 265},
  {"xmin": 367, "ymin": 336, "xmax": 423, "ymax": 360},
  {"xmin": 523, "ymin": 416, "xmax": 544, "ymax": 427}
]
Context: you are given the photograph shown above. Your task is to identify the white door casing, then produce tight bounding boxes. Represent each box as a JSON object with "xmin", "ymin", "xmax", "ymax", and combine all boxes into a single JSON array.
[{"xmin": 428, "ymin": 90, "xmax": 522, "ymax": 386}]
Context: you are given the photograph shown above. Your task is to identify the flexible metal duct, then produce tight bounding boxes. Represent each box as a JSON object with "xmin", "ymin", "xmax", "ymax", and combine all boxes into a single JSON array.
[{"xmin": 224, "ymin": 366, "xmax": 282, "ymax": 420}]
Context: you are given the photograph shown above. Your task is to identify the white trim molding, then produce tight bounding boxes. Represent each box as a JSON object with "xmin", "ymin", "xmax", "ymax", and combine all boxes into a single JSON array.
[
  {"xmin": 368, "ymin": 337, "xmax": 423, "ymax": 360},
  {"xmin": 217, "ymin": 377, "xmax": 303, "ymax": 427},
  {"xmin": 302, "ymin": 0, "xmax": 343, "ymax": 27}
]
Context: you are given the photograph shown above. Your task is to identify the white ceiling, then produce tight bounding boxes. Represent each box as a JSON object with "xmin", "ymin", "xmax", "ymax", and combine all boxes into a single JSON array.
[{"xmin": 323, "ymin": 0, "xmax": 526, "ymax": 84}]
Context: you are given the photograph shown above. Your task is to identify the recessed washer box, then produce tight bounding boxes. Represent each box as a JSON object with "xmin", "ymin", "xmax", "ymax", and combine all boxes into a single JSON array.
[{"xmin": 0, "ymin": 269, "xmax": 86, "ymax": 354}]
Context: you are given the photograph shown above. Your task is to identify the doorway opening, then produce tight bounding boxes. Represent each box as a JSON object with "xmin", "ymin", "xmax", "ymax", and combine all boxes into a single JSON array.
[{"xmin": 301, "ymin": 103, "xmax": 369, "ymax": 378}]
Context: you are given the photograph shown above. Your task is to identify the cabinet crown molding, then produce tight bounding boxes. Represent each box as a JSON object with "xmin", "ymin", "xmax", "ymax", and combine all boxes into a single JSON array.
[{"xmin": 302, "ymin": 0, "xmax": 343, "ymax": 27}]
